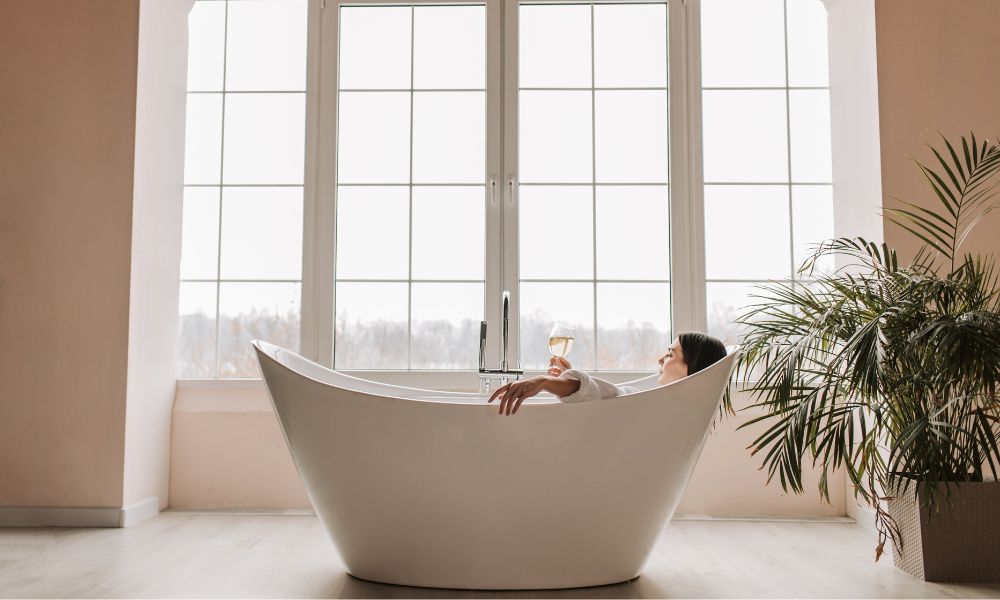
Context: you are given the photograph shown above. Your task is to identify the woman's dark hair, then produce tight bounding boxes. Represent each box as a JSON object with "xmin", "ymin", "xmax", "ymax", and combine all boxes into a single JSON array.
[{"xmin": 678, "ymin": 332, "xmax": 727, "ymax": 376}]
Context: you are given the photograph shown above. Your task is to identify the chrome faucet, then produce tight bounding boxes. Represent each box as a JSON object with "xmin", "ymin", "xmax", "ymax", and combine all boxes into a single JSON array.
[{"xmin": 478, "ymin": 290, "xmax": 523, "ymax": 393}]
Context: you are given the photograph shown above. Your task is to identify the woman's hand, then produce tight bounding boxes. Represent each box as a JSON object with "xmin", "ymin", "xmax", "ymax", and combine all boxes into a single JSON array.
[
  {"xmin": 487, "ymin": 371, "xmax": 582, "ymax": 415},
  {"xmin": 488, "ymin": 376, "xmax": 554, "ymax": 416},
  {"xmin": 547, "ymin": 356, "xmax": 572, "ymax": 377}
]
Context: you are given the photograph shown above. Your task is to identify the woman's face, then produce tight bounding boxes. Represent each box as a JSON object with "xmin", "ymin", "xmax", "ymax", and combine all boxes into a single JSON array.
[{"xmin": 656, "ymin": 337, "xmax": 687, "ymax": 385}]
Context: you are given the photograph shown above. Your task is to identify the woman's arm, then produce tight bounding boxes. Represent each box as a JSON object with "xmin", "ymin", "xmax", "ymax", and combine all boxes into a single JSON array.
[
  {"xmin": 488, "ymin": 375, "xmax": 582, "ymax": 416},
  {"xmin": 554, "ymin": 369, "xmax": 636, "ymax": 403},
  {"xmin": 544, "ymin": 375, "xmax": 581, "ymax": 398}
]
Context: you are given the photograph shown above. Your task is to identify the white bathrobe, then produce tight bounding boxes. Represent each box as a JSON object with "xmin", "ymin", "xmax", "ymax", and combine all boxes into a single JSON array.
[{"xmin": 555, "ymin": 369, "xmax": 640, "ymax": 403}]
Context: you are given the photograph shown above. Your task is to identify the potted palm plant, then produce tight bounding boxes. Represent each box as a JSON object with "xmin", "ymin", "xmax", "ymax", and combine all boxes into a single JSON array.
[{"xmin": 730, "ymin": 133, "xmax": 1000, "ymax": 582}]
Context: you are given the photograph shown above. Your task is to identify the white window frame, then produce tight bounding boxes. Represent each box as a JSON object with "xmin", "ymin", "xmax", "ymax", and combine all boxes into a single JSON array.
[
  {"xmin": 179, "ymin": 0, "xmax": 311, "ymax": 380},
  {"xmin": 292, "ymin": 0, "xmax": 704, "ymax": 389}
]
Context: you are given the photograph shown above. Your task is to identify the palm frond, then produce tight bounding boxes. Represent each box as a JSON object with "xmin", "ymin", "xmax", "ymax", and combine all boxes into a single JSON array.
[
  {"xmin": 885, "ymin": 133, "xmax": 1000, "ymax": 272},
  {"xmin": 726, "ymin": 133, "xmax": 1000, "ymax": 561}
]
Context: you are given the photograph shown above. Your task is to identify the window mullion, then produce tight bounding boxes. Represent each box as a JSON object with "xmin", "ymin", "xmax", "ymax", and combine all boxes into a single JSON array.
[
  {"xmin": 481, "ymin": 0, "xmax": 506, "ymax": 372},
  {"xmin": 668, "ymin": 0, "xmax": 707, "ymax": 334},
  {"xmin": 500, "ymin": 0, "xmax": 521, "ymax": 368},
  {"xmin": 307, "ymin": 0, "xmax": 339, "ymax": 367},
  {"xmin": 407, "ymin": 6, "xmax": 415, "ymax": 370},
  {"xmin": 212, "ymin": 0, "xmax": 229, "ymax": 377}
]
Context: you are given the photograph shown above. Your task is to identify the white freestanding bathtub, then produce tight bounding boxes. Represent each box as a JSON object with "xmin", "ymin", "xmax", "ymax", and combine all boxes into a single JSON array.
[{"xmin": 252, "ymin": 340, "xmax": 739, "ymax": 590}]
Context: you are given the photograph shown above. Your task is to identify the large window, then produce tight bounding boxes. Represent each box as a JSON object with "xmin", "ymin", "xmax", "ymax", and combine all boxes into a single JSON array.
[
  {"xmin": 333, "ymin": 5, "xmax": 487, "ymax": 370},
  {"xmin": 177, "ymin": 0, "xmax": 833, "ymax": 379},
  {"xmin": 701, "ymin": 0, "xmax": 833, "ymax": 342},
  {"xmin": 516, "ymin": 3, "xmax": 671, "ymax": 372},
  {"xmin": 178, "ymin": 0, "xmax": 308, "ymax": 377}
]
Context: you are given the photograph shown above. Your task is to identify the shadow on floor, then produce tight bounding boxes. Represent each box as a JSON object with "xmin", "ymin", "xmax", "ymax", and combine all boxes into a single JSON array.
[{"xmin": 336, "ymin": 573, "xmax": 679, "ymax": 599}]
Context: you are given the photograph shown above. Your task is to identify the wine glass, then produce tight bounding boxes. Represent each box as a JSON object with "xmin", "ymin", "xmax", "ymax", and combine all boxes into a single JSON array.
[{"xmin": 547, "ymin": 322, "xmax": 576, "ymax": 361}]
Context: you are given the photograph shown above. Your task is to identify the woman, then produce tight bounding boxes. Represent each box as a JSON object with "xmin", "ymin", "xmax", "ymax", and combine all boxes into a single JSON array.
[{"xmin": 488, "ymin": 331, "xmax": 727, "ymax": 416}]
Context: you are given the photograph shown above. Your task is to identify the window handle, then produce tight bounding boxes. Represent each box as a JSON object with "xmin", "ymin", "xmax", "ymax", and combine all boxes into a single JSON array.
[
  {"xmin": 507, "ymin": 176, "xmax": 516, "ymax": 206},
  {"xmin": 489, "ymin": 176, "xmax": 497, "ymax": 207}
]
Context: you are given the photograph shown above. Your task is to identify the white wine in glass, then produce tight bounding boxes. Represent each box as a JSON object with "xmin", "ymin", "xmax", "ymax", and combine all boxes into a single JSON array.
[{"xmin": 547, "ymin": 323, "xmax": 576, "ymax": 359}]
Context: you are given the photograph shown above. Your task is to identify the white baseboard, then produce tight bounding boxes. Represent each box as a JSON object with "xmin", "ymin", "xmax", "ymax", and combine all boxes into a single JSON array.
[
  {"xmin": 852, "ymin": 504, "xmax": 877, "ymax": 531},
  {"xmin": 0, "ymin": 497, "xmax": 160, "ymax": 528},
  {"xmin": 120, "ymin": 497, "xmax": 160, "ymax": 527},
  {"xmin": 167, "ymin": 507, "xmax": 316, "ymax": 516}
]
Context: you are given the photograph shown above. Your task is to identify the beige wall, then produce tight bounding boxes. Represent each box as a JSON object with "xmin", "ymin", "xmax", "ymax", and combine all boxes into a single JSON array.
[
  {"xmin": 123, "ymin": 0, "xmax": 191, "ymax": 510},
  {"xmin": 825, "ymin": 0, "xmax": 883, "ymax": 247},
  {"xmin": 0, "ymin": 1, "xmax": 140, "ymax": 508},
  {"xmin": 680, "ymin": 398, "xmax": 845, "ymax": 518},
  {"xmin": 876, "ymin": 0, "xmax": 1000, "ymax": 261},
  {"xmin": 0, "ymin": 0, "xmax": 189, "ymax": 519},
  {"xmin": 170, "ymin": 387, "xmax": 309, "ymax": 509},
  {"xmin": 824, "ymin": 0, "xmax": 884, "ymax": 525}
]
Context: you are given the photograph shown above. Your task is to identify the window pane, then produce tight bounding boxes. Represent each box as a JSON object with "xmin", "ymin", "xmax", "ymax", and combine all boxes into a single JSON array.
[
  {"xmin": 519, "ymin": 185, "xmax": 593, "ymax": 280},
  {"xmin": 596, "ymin": 283, "xmax": 671, "ymax": 371},
  {"xmin": 187, "ymin": 1, "xmax": 225, "ymax": 92},
  {"xmin": 180, "ymin": 187, "xmax": 220, "ymax": 280},
  {"xmin": 519, "ymin": 4, "xmax": 591, "ymax": 88},
  {"xmin": 519, "ymin": 91, "xmax": 592, "ymax": 183},
  {"xmin": 595, "ymin": 90, "xmax": 669, "ymax": 183},
  {"xmin": 335, "ymin": 282, "xmax": 408, "ymax": 369},
  {"xmin": 218, "ymin": 282, "xmax": 301, "ymax": 377},
  {"xmin": 789, "ymin": 90, "xmax": 832, "ymax": 183},
  {"xmin": 335, "ymin": 186, "xmax": 410, "ymax": 280},
  {"xmin": 337, "ymin": 92, "xmax": 410, "ymax": 184},
  {"xmin": 411, "ymin": 283, "xmax": 483, "ymax": 369},
  {"xmin": 700, "ymin": 0, "xmax": 785, "ymax": 87},
  {"xmin": 706, "ymin": 281, "xmax": 770, "ymax": 346},
  {"xmin": 184, "ymin": 94, "xmax": 222, "ymax": 184},
  {"xmin": 225, "ymin": 0, "xmax": 307, "ymax": 91},
  {"xmin": 593, "ymin": 3, "xmax": 667, "ymax": 88},
  {"xmin": 223, "ymin": 93, "xmax": 305, "ymax": 184},
  {"xmin": 792, "ymin": 185, "xmax": 834, "ymax": 276},
  {"xmin": 412, "ymin": 92, "xmax": 485, "ymax": 184},
  {"xmin": 339, "ymin": 6, "xmax": 411, "ymax": 90},
  {"xmin": 787, "ymin": 0, "xmax": 830, "ymax": 87},
  {"xmin": 177, "ymin": 282, "xmax": 217, "ymax": 377},
  {"xmin": 704, "ymin": 185, "xmax": 791, "ymax": 280},
  {"xmin": 412, "ymin": 186, "xmax": 484, "ymax": 280},
  {"xmin": 596, "ymin": 186, "xmax": 670, "ymax": 280},
  {"xmin": 520, "ymin": 282, "xmax": 595, "ymax": 370},
  {"xmin": 702, "ymin": 90, "xmax": 788, "ymax": 183},
  {"xmin": 413, "ymin": 5, "xmax": 485, "ymax": 90},
  {"xmin": 219, "ymin": 187, "xmax": 303, "ymax": 280}
]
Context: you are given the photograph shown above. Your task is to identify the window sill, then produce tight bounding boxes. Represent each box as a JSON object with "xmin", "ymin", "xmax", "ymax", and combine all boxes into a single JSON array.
[{"xmin": 176, "ymin": 378, "xmax": 265, "ymax": 391}]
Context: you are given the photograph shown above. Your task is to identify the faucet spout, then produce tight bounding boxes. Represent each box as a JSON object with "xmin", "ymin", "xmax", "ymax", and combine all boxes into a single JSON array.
[
  {"xmin": 478, "ymin": 321, "xmax": 487, "ymax": 371},
  {"xmin": 477, "ymin": 291, "xmax": 521, "ymax": 391},
  {"xmin": 501, "ymin": 291, "xmax": 510, "ymax": 371}
]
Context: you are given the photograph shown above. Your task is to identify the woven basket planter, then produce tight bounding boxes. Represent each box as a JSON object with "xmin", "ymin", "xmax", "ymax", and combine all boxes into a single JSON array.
[{"xmin": 888, "ymin": 481, "xmax": 1000, "ymax": 582}]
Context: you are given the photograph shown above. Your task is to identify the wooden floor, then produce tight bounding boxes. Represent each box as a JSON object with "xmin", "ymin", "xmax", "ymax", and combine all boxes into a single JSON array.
[{"xmin": 1, "ymin": 512, "xmax": 999, "ymax": 598}]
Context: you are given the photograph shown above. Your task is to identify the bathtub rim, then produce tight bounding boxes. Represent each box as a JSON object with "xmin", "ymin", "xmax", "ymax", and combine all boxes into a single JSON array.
[{"xmin": 251, "ymin": 339, "xmax": 739, "ymax": 407}]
